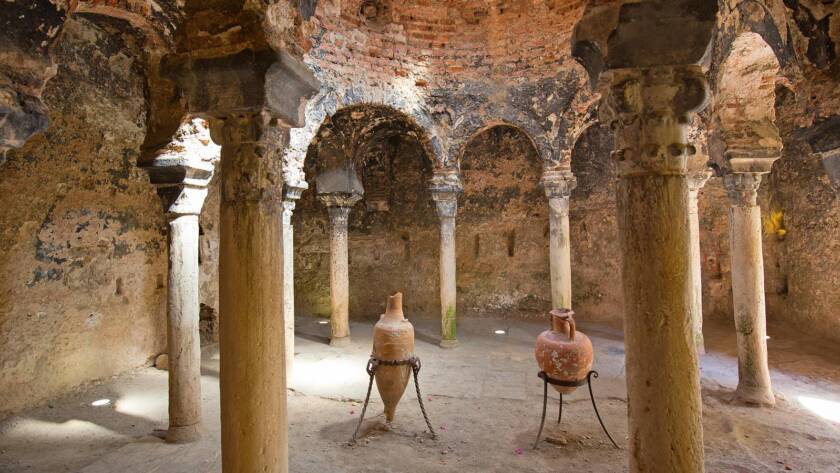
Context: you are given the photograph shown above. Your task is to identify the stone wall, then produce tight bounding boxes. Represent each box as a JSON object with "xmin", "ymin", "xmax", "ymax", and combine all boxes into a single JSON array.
[{"xmin": 0, "ymin": 17, "xmax": 220, "ymax": 416}]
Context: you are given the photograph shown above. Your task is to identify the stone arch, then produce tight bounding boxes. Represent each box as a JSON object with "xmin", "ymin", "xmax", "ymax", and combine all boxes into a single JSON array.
[
  {"xmin": 709, "ymin": 0, "xmax": 798, "ymax": 84},
  {"xmin": 293, "ymin": 103, "xmax": 441, "ymax": 319},
  {"xmin": 709, "ymin": 31, "xmax": 783, "ymax": 169},
  {"xmin": 304, "ymin": 103, "xmax": 439, "ymax": 189},
  {"xmin": 454, "ymin": 122, "xmax": 550, "ymax": 316},
  {"xmin": 285, "ymin": 91, "xmax": 444, "ymax": 186},
  {"xmin": 461, "ymin": 121, "xmax": 544, "ymax": 165},
  {"xmin": 569, "ymin": 122, "xmax": 615, "ymax": 199}
]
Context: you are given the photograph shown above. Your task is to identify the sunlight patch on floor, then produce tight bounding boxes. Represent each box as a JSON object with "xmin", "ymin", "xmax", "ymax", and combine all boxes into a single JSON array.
[{"xmin": 798, "ymin": 396, "xmax": 840, "ymax": 424}]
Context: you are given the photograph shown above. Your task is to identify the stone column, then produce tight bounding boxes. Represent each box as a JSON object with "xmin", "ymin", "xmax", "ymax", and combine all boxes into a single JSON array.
[
  {"xmin": 541, "ymin": 170, "xmax": 577, "ymax": 310},
  {"xmin": 218, "ymin": 115, "xmax": 288, "ymax": 472},
  {"xmin": 724, "ymin": 171, "xmax": 776, "ymax": 406},
  {"xmin": 602, "ymin": 66, "xmax": 708, "ymax": 472},
  {"xmin": 143, "ymin": 118, "xmax": 218, "ymax": 444},
  {"xmin": 319, "ymin": 192, "xmax": 363, "ymax": 346},
  {"xmin": 430, "ymin": 171, "xmax": 462, "ymax": 348},
  {"xmin": 282, "ymin": 182, "xmax": 307, "ymax": 377},
  {"xmin": 687, "ymin": 169, "xmax": 712, "ymax": 354}
]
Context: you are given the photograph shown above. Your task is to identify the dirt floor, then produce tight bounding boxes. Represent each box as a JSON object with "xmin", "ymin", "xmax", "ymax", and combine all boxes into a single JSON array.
[{"xmin": 1, "ymin": 315, "xmax": 839, "ymax": 473}]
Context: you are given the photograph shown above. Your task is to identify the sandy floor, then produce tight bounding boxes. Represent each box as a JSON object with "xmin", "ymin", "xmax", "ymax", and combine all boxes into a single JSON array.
[{"xmin": 1, "ymin": 315, "xmax": 839, "ymax": 473}]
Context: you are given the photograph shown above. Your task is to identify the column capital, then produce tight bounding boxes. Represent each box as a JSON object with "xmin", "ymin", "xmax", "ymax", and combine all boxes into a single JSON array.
[
  {"xmin": 541, "ymin": 169, "xmax": 577, "ymax": 200},
  {"xmin": 430, "ymin": 170, "xmax": 462, "ymax": 219},
  {"xmin": 142, "ymin": 118, "xmax": 220, "ymax": 217},
  {"xmin": 318, "ymin": 192, "xmax": 363, "ymax": 209},
  {"xmin": 284, "ymin": 180, "xmax": 309, "ymax": 202},
  {"xmin": 220, "ymin": 114, "xmax": 290, "ymax": 204},
  {"xmin": 429, "ymin": 169, "xmax": 463, "ymax": 195},
  {"xmin": 600, "ymin": 65, "xmax": 710, "ymax": 177},
  {"xmin": 724, "ymin": 172, "xmax": 764, "ymax": 207},
  {"xmin": 687, "ymin": 168, "xmax": 713, "ymax": 193}
]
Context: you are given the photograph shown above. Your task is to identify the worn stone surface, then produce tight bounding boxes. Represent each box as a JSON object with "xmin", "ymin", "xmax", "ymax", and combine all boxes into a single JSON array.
[
  {"xmin": 0, "ymin": 17, "xmax": 165, "ymax": 417},
  {"xmin": 1, "ymin": 0, "xmax": 840, "ymax": 424}
]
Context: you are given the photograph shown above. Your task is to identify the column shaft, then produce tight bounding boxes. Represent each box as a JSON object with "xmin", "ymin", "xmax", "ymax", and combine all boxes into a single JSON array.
[
  {"xmin": 543, "ymin": 171, "xmax": 576, "ymax": 310},
  {"xmin": 687, "ymin": 189, "xmax": 704, "ymax": 354},
  {"xmin": 166, "ymin": 214, "xmax": 203, "ymax": 442},
  {"xmin": 725, "ymin": 173, "xmax": 774, "ymax": 406},
  {"xmin": 604, "ymin": 66, "xmax": 707, "ymax": 473},
  {"xmin": 439, "ymin": 215, "xmax": 457, "ymax": 345},
  {"xmin": 619, "ymin": 175, "xmax": 703, "ymax": 472},
  {"xmin": 219, "ymin": 116, "xmax": 287, "ymax": 473},
  {"xmin": 548, "ymin": 199, "xmax": 571, "ymax": 309},
  {"xmin": 686, "ymin": 169, "xmax": 711, "ymax": 355},
  {"xmin": 431, "ymin": 179, "xmax": 460, "ymax": 349},
  {"xmin": 327, "ymin": 206, "xmax": 352, "ymax": 345},
  {"xmin": 282, "ymin": 201, "xmax": 295, "ymax": 377}
]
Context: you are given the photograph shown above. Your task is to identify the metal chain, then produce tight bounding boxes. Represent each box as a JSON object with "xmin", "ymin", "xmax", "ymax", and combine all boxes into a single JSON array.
[
  {"xmin": 350, "ymin": 356, "xmax": 437, "ymax": 443},
  {"xmin": 350, "ymin": 358, "xmax": 379, "ymax": 444},
  {"xmin": 410, "ymin": 358, "xmax": 437, "ymax": 440}
]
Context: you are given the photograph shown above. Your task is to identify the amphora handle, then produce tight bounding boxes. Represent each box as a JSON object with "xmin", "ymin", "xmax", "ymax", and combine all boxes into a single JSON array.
[{"xmin": 549, "ymin": 308, "xmax": 576, "ymax": 341}]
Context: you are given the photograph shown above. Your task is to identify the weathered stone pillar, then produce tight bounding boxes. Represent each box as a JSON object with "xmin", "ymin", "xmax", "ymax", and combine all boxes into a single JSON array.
[
  {"xmin": 603, "ymin": 66, "xmax": 708, "ymax": 472},
  {"xmin": 724, "ymin": 171, "xmax": 776, "ymax": 406},
  {"xmin": 143, "ymin": 118, "xmax": 218, "ymax": 443},
  {"xmin": 219, "ymin": 115, "xmax": 289, "ymax": 472},
  {"xmin": 430, "ymin": 171, "xmax": 462, "ymax": 348},
  {"xmin": 282, "ymin": 182, "xmax": 307, "ymax": 376},
  {"xmin": 687, "ymin": 169, "xmax": 712, "ymax": 354},
  {"xmin": 319, "ymin": 192, "xmax": 363, "ymax": 346},
  {"xmin": 541, "ymin": 170, "xmax": 577, "ymax": 310}
]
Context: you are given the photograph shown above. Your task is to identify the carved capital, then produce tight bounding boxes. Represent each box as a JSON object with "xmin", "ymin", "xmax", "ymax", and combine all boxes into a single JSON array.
[
  {"xmin": 220, "ymin": 114, "xmax": 288, "ymax": 204},
  {"xmin": 541, "ymin": 169, "xmax": 577, "ymax": 200},
  {"xmin": 724, "ymin": 172, "xmax": 763, "ymax": 207},
  {"xmin": 319, "ymin": 192, "xmax": 363, "ymax": 209},
  {"xmin": 600, "ymin": 66, "xmax": 710, "ymax": 177},
  {"xmin": 430, "ymin": 169, "xmax": 462, "ymax": 220},
  {"xmin": 429, "ymin": 169, "xmax": 463, "ymax": 194},
  {"xmin": 724, "ymin": 154, "xmax": 780, "ymax": 174},
  {"xmin": 142, "ymin": 118, "xmax": 219, "ymax": 216},
  {"xmin": 325, "ymin": 205, "xmax": 353, "ymax": 229},
  {"xmin": 687, "ymin": 168, "xmax": 713, "ymax": 193},
  {"xmin": 432, "ymin": 193, "xmax": 458, "ymax": 219},
  {"xmin": 284, "ymin": 179, "xmax": 309, "ymax": 201}
]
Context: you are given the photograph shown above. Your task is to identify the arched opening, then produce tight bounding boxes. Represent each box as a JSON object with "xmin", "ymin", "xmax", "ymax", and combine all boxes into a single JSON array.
[
  {"xmin": 568, "ymin": 123, "xmax": 623, "ymax": 320},
  {"xmin": 294, "ymin": 105, "xmax": 438, "ymax": 323},
  {"xmin": 710, "ymin": 32, "xmax": 783, "ymax": 167},
  {"xmin": 456, "ymin": 124, "xmax": 547, "ymax": 318}
]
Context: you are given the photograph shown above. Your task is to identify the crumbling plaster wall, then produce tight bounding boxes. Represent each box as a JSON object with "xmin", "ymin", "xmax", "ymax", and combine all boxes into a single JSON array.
[
  {"xmin": 0, "ymin": 16, "xmax": 220, "ymax": 416},
  {"xmin": 0, "ymin": 17, "xmax": 164, "ymax": 416}
]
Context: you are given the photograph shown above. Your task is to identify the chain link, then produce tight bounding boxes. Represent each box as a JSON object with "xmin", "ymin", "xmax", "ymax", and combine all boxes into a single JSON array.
[{"xmin": 350, "ymin": 356, "xmax": 437, "ymax": 444}]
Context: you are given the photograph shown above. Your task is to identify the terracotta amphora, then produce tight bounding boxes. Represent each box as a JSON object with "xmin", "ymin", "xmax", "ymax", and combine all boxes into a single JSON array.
[
  {"xmin": 535, "ymin": 309, "xmax": 593, "ymax": 394},
  {"xmin": 372, "ymin": 292, "xmax": 415, "ymax": 422}
]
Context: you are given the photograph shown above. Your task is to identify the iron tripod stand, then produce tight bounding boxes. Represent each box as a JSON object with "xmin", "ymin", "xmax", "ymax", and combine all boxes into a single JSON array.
[
  {"xmin": 533, "ymin": 370, "xmax": 620, "ymax": 450},
  {"xmin": 351, "ymin": 355, "xmax": 437, "ymax": 444}
]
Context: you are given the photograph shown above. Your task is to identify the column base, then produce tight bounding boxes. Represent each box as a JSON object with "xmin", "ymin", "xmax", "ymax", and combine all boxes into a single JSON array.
[
  {"xmin": 330, "ymin": 336, "xmax": 351, "ymax": 347},
  {"xmin": 734, "ymin": 385, "xmax": 776, "ymax": 407},
  {"xmin": 439, "ymin": 339, "xmax": 459, "ymax": 349},
  {"xmin": 166, "ymin": 423, "xmax": 202, "ymax": 443}
]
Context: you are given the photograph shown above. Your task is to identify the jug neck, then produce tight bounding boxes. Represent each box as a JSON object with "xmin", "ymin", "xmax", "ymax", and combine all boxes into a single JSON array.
[
  {"xmin": 550, "ymin": 309, "xmax": 576, "ymax": 341},
  {"xmin": 382, "ymin": 292, "xmax": 405, "ymax": 321}
]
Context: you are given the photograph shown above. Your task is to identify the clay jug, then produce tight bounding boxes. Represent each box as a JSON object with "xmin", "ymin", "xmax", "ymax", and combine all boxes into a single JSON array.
[
  {"xmin": 372, "ymin": 293, "xmax": 415, "ymax": 422},
  {"xmin": 535, "ymin": 309, "xmax": 593, "ymax": 394}
]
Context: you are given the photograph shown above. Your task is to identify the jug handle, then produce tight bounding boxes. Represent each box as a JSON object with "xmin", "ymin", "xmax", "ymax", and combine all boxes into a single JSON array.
[{"xmin": 549, "ymin": 309, "xmax": 576, "ymax": 341}]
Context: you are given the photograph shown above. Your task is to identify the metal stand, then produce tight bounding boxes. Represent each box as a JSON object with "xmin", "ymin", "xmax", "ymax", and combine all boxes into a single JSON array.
[
  {"xmin": 351, "ymin": 356, "xmax": 437, "ymax": 444},
  {"xmin": 533, "ymin": 370, "xmax": 619, "ymax": 450}
]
